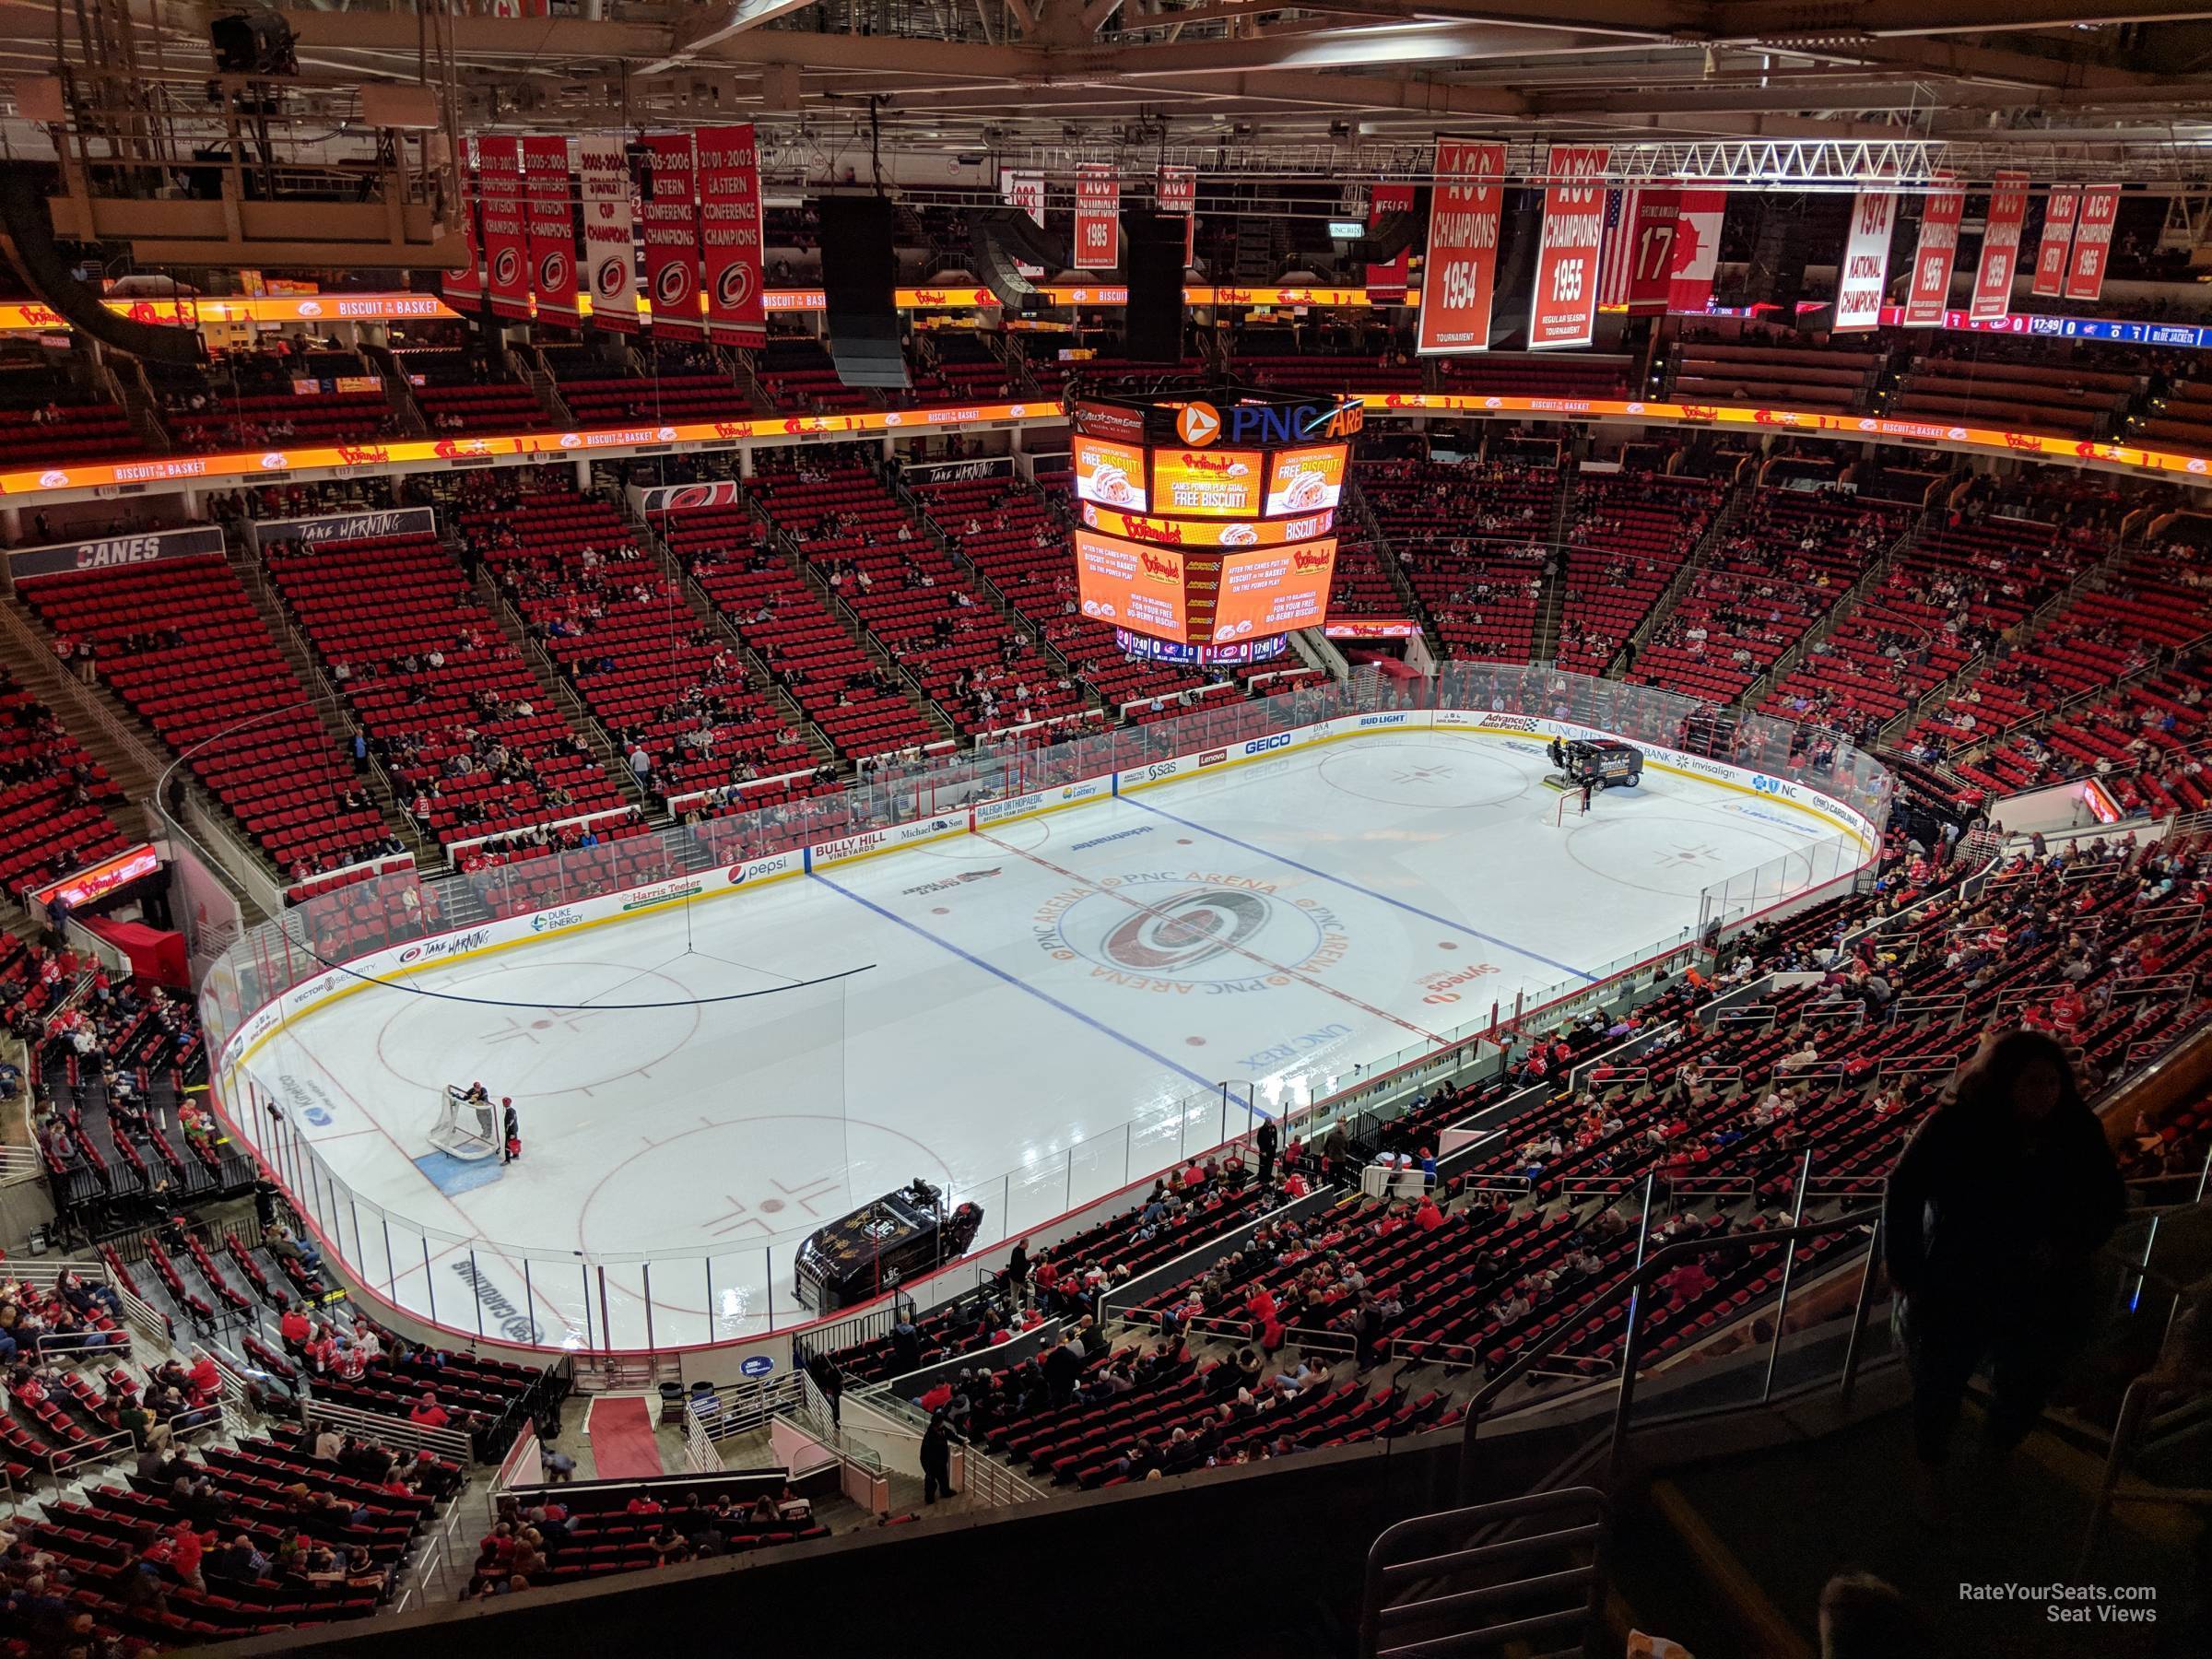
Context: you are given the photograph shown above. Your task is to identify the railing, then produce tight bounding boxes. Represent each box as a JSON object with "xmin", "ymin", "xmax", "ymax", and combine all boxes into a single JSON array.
[
  {"xmin": 302, "ymin": 1396, "xmax": 475, "ymax": 1466},
  {"xmin": 961, "ymin": 1441, "xmax": 1050, "ymax": 1509}
]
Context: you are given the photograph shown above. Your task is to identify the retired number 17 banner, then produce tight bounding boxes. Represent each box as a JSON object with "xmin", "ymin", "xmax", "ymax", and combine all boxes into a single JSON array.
[{"xmin": 1529, "ymin": 145, "xmax": 1609, "ymax": 350}]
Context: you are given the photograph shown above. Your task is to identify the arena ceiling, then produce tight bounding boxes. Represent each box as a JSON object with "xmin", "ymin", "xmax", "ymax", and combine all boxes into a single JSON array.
[{"xmin": 3, "ymin": 1, "xmax": 2212, "ymax": 176}]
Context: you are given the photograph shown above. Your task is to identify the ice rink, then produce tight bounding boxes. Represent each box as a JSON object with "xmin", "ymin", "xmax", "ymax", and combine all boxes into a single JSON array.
[{"xmin": 235, "ymin": 728, "xmax": 1862, "ymax": 1349}]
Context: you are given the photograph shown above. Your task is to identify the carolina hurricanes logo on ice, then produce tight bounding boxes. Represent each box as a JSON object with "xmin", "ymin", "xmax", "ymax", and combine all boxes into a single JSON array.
[{"xmin": 1100, "ymin": 889, "xmax": 1271, "ymax": 971}]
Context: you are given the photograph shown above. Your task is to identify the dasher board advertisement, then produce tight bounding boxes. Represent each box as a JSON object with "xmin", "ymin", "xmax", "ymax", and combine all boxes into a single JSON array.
[
  {"xmin": 1075, "ymin": 528, "xmax": 1189, "ymax": 641},
  {"xmin": 1264, "ymin": 443, "xmax": 1347, "ymax": 515},
  {"xmin": 1072, "ymin": 435, "xmax": 1148, "ymax": 511},
  {"xmin": 1152, "ymin": 447, "xmax": 1265, "ymax": 517},
  {"xmin": 1211, "ymin": 539, "xmax": 1336, "ymax": 641},
  {"xmin": 1080, "ymin": 500, "xmax": 1333, "ymax": 547}
]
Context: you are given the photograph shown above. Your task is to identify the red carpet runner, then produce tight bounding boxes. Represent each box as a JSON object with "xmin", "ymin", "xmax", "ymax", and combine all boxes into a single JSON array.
[{"xmin": 584, "ymin": 1394, "xmax": 665, "ymax": 1480}]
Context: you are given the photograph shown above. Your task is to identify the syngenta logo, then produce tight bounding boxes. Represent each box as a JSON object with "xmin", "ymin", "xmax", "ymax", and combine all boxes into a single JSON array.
[{"xmin": 452, "ymin": 1261, "xmax": 540, "ymax": 1344}]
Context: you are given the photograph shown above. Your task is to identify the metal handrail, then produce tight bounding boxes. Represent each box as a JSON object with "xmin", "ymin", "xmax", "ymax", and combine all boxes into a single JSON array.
[{"xmin": 1456, "ymin": 1205, "xmax": 1885, "ymax": 1500}]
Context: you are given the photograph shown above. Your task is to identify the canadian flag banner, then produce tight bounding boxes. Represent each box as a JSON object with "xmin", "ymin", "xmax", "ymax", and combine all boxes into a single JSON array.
[
  {"xmin": 1665, "ymin": 189, "xmax": 1727, "ymax": 314},
  {"xmin": 696, "ymin": 124, "xmax": 767, "ymax": 347},
  {"xmin": 1415, "ymin": 138, "xmax": 1505, "ymax": 355},
  {"xmin": 1002, "ymin": 169, "xmax": 1045, "ymax": 228},
  {"xmin": 1529, "ymin": 145, "xmax": 1610, "ymax": 350},
  {"xmin": 1158, "ymin": 164, "xmax": 1197, "ymax": 264},
  {"xmin": 2065, "ymin": 184, "xmax": 2121, "ymax": 303},
  {"xmin": 1970, "ymin": 171, "xmax": 2031, "ymax": 323},
  {"xmin": 521, "ymin": 135, "xmax": 578, "ymax": 325},
  {"xmin": 1075, "ymin": 166, "xmax": 1120, "ymax": 270},
  {"xmin": 641, "ymin": 132, "xmax": 704, "ymax": 338},
  {"xmin": 2030, "ymin": 187, "xmax": 2078, "ymax": 300},
  {"xmin": 576, "ymin": 137, "xmax": 638, "ymax": 332},
  {"xmin": 477, "ymin": 136, "xmax": 531, "ymax": 322},
  {"xmin": 1902, "ymin": 179, "xmax": 1967, "ymax": 327},
  {"xmin": 442, "ymin": 137, "xmax": 485, "ymax": 308},
  {"xmin": 1832, "ymin": 192, "xmax": 1896, "ymax": 333}
]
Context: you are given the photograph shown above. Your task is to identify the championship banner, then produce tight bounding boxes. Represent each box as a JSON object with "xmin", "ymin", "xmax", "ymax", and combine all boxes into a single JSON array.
[
  {"xmin": 641, "ymin": 133, "xmax": 704, "ymax": 338},
  {"xmin": 2065, "ymin": 184, "xmax": 2121, "ymax": 303},
  {"xmin": 1666, "ymin": 188, "xmax": 1726, "ymax": 314},
  {"xmin": 1970, "ymin": 171, "xmax": 2030, "ymax": 323},
  {"xmin": 2031, "ymin": 186, "xmax": 2078, "ymax": 299},
  {"xmin": 1075, "ymin": 166, "xmax": 1120, "ymax": 270},
  {"xmin": 1599, "ymin": 188, "xmax": 1678, "ymax": 315},
  {"xmin": 1832, "ymin": 191, "xmax": 1896, "ymax": 333},
  {"xmin": 1158, "ymin": 164, "xmax": 1197, "ymax": 265},
  {"xmin": 1529, "ymin": 145, "xmax": 1609, "ymax": 350},
  {"xmin": 1365, "ymin": 182, "xmax": 1417, "ymax": 303},
  {"xmin": 477, "ymin": 136, "xmax": 531, "ymax": 322},
  {"xmin": 577, "ymin": 137, "xmax": 639, "ymax": 333},
  {"xmin": 697, "ymin": 124, "xmax": 767, "ymax": 347},
  {"xmin": 1902, "ymin": 179, "xmax": 1966, "ymax": 327},
  {"xmin": 1002, "ymin": 169, "xmax": 1044, "ymax": 228},
  {"xmin": 522, "ymin": 135, "xmax": 579, "ymax": 325},
  {"xmin": 442, "ymin": 137, "xmax": 485, "ymax": 308},
  {"xmin": 1415, "ymin": 138, "xmax": 1504, "ymax": 355}
]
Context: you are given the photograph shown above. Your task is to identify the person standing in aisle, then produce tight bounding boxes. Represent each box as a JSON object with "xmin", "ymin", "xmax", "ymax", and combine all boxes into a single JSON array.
[
  {"xmin": 1256, "ymin": 1117, "xmax": 1278, "ymax": 1189},
  {"xmin": 920, "ymin": 1410, "xmax": 955, "ymax": 1505},
  {"xmin": 501, "ymin": 1099, "xmax": 521, "ymax": 1165}
]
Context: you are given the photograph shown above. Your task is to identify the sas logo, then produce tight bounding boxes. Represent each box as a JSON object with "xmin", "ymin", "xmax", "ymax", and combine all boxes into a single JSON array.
[
  {"xmin": 1145, "ymin": 759, "xmax": 1181, "ymax": 781},
  {"xmin": 1245, "ymin": 733, "xmax": 1292, "ymax": 756},
  {"xmin": 1175, "ymin": 400, "xmax": 1222, "ymax": 445}
]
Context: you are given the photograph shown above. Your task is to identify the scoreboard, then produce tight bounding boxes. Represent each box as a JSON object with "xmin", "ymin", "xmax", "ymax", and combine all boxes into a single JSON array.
[{"xmin": 1067, "ymin": 391, "xmax": 1358, "ymax": 653}]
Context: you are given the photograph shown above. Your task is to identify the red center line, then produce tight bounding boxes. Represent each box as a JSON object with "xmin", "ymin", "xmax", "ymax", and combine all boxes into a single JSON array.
[{"xmin": 973, "ymin": 830, "xmax": 1453, "ymax": 1049}]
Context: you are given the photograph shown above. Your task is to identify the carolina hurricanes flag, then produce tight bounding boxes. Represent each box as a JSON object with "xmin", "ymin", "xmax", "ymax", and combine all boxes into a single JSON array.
[
  {"xmin": 1158, "ymin": 165, "xmax": 1197, "ymax": 265},
  {"xmin": 696, "ymin": 125, "xmax": 766, "ymax": 347},
  {"xmin": 1971, "ymin": 171, "xmax": 2030, "ymax": 323},
  {"xmin": 521, "ymin": 135, "xmax": 578, "ymax": 326},
  {"xmin": 1529, "ymin": 145, "xmax": 1609, "ymax": 349},
  {"xmin": 442, "ymin": 137, "xmax": 485, "ymax": 308},
  {"xmin": 477, "ymin": 136, "xmax": 530, "ymax": 322},
  {"xmin": 1415, "ymin": 139, "xmax": 1504, "ymax": 355},
  {"xmin": 641, "ymin": 133, "xmax": 703, "ymax": 338},
  {"xmin": 576, "ymin": 137, "xmax": 638, "ymax": 332},
  {"xmin": 1075, "ymin": 166, "xmax": 1120, "ymax": 269},
  {"xmin": 1902, "ymin": 179, "xmax": 1967, "ymax": 327},
  {"xmin": 1365, "ymin": 182, "xmax": 1417, "ymax": 303},
  {"xmin": 2065, "ymin": 185, "xmax": 2121, "ymax": 303},
  {"xmin": 1666, "ymin": 189, "xmax": 1726, "ymax": 314},
  {"xmin": 1833, "ymin": 192, "xmax": 1897, "ymax": 333},
  {"xmin": 2031, "ymin": 187, "xmax": 2077, "ymax": 300}
]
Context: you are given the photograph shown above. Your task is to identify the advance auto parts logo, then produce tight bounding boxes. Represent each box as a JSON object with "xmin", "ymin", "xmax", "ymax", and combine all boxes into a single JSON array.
[{"xmin": 1034, "ymin": 874, "xmax": 1347, "ymax": 993}]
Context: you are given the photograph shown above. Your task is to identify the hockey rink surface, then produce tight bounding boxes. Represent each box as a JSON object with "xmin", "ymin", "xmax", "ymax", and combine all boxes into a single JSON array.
[{"xmin": 237, "ymin": 729, "xmax": 1862, "ymax": 1350}]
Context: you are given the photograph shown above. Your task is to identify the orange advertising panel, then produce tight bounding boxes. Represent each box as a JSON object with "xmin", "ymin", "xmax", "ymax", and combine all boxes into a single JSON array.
[
  {"xmin": 1079, "ymin": 500, "xmax": 1334, "ymax": 547},
  {"xmin": 1152, "ymin": 448, "xmax": 1265, "ymax": 517},
  {"xmin": 1264, "ymin": 443, "xmax": 1348, "ymax": 516},
  {"xmin": 1210, "ymin": 538, "xmax": 1337, "ymax": 642},
  {"xmin": 1075, "ymin": 529, "xmax": 1190, "ymax": 641},
  {"xmin": 1072, "ymin": 436, "xmax": 1149, "ymax": 512}
]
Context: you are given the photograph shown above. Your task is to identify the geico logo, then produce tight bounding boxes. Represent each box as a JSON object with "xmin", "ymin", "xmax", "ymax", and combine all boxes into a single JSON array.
[{"xmin": 1246, "ymin": 733, "xmax": 1293, "ymax": 755}]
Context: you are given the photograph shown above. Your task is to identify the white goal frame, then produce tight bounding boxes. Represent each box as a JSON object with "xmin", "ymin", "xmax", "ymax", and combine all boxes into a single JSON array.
[{"xmin": 429, "ymin": 1085, "xmax": 501, "ymax": 1161}]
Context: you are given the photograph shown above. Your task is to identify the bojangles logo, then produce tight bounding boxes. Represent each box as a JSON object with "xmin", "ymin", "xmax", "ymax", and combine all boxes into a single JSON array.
[
  {"xmin": 713, "ymin": 420, "xmax": 752, "ymax": 440},
  {"xmin": 1180, "ymin": 453, "xmax": 1245, "ymax": 475},
  {"xmin": 1678, "ymin": 405, "xmax": 1719, "ymax": 422},
  {"xmin": 1119, "ymin": 519, "xmax": 1185, "ymax": 547},
  {"xmin": 1291, "ymin": 548, "xmax": 1332, "ymax": 572},
  {"xmin": 333, "ymin": 442, "xmax": 390, "ymax": 467},
  {"xmin": 2006, "ymin": 431, "xmax": 2045, "ymax": 453},
  {"xmin": 1138, "ymin": 551, "xmax": 1182, "ymax": 582},
  {"xmin": 914, "ymin": 289, "xmax": 948, "ymax": 305}
]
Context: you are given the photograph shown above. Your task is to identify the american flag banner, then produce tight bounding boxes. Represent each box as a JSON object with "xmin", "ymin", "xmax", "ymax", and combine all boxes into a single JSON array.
[{"xmin": 1597, "ymin": 189, "xmax": 1639, "ymax": 308}]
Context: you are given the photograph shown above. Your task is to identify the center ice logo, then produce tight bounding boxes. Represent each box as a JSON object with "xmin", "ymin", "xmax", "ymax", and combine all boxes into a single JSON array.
[{"xmin": 1100, "ymin": 888, "xmax": 1269, "ymax": 972}]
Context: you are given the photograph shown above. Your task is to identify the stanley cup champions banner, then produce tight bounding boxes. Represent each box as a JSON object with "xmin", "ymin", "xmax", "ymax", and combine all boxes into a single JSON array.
[
  {"xmin": 641, "ymin": 133, "xmax": 704, "ymax": 338},
  {"xmin": 576, "ymin": 137, "xmax": 639, "ymax": 331},
  {"xmin": 521, "ymin": 135, "xmax": 578, "ymax": 325},
  {"xmin": 696, "ymin": 124, "xmax": 767, "ymax": 347}
]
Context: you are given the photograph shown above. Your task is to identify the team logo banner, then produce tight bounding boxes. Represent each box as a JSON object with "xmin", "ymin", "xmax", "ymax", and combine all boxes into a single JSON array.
[
  {"xmin": 1833, "ymin": 191, "xmax": 1896, "ymax": 333},
  {"xmin": 1666, "ymin": 188, "xmax": 1726, "ymax": 314},
  {"xmin": 10, "ymin": 524, "xmax": 226, "ymax": 581},
  {"xmin": 2031, "ymin": 186, "xmax": 2077, "ymax": 299},
  {"xmin": 522, "ymin": 135, "xmax": 578, "ymax": 325},
  {"xmin": 626, "ymin": 480, "xmax": 746, "ymax": 514},
  {"xmin": 1902, "ymin": 179, "xmax": 1966, "ymax": 327},
  {"xmin": 1158, "ymin": 164, "xmax": 1196, "ymax": 264},
  {"xmin": 1529, "ymin": 145, "xmax": 1609, "ymax": 349},
  {"xmin": 1971, "ymin": 171, "xmax": 2030, "ymax": 323},
  {"xmin": 442, "ymin": 137, "xmax": 485, "ymax": 308},
  {"xmin": 1415, "ymin": 138, "xmax": 1504, "ymax": 355},
  {"xmin": 477, "ymin": 136, "xmax": 531, "ymax": 322},
  {"xmin": 1365, "ymin": 182, "xmax": 1416, "ymax": 303},
  {"xmin": 1076, "ymin": 166, "xmax": 1120, "ymax": 270},
  {"xmin": 577, "ymin": 138, "xmax": 639, "ymax": 332},
  {"xmin": 642, "ymin": 133, "xmax": 704, "ymax": 339},
  {"xmin": 697, "ymin": 125, "xmax": 766, "ymax": 347},
  {"xmin": 2065, "ymin": 185, "xmax": 2121, "ymax": 303}
]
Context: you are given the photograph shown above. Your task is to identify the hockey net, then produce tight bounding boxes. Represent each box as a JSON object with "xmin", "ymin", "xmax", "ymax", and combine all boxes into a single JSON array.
[
  {"xmin": 1549, "ymin": 784, "xmax": 1591, "ymax": 827},
  {"xmin": 429, "ymin": 1085, "xmax": 501, "ymax": 1160}
]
